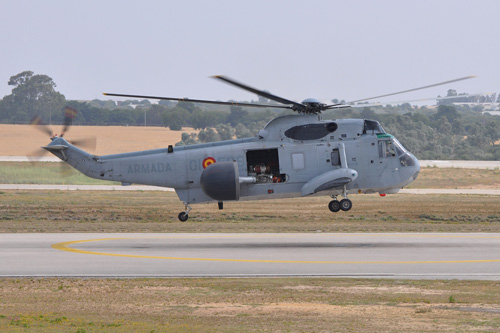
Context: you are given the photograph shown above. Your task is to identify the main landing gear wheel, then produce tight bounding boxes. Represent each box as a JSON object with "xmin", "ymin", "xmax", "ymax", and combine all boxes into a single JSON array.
[
  {"xmin": 178, "ymin": 212, "xmax": 189, "ymax": 222},
  {"xmin": 178, "ymin": 202, "xmax": 192, "ymax": 222},
  {"xmin": 339, "ymin": 198, "xmax": 352, "ymax": 211},
  {"xmin": 328, "ymin": 200, "xmax": 341, "ymax": 212}
]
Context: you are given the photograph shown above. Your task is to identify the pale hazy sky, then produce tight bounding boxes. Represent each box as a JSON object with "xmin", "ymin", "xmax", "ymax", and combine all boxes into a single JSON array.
[{"xmin": 0, "ymin": 0, "xmax": 498, "ymax": 104}]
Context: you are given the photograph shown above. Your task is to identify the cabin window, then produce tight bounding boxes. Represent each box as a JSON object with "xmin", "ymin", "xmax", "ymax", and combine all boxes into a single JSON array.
[{"xmin": 284, "ymin": 122, "xmax": 337, "ymax": 140}]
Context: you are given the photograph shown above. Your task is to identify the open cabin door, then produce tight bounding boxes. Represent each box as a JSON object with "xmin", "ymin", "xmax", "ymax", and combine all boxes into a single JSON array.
[{"xmin": 246, "ymin": 148, "xmax": 287, "ymax": 184}]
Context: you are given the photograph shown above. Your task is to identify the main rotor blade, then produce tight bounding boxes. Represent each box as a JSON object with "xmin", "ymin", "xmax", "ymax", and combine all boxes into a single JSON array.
[
  {"xmin": 328, "ymin": 75, "xmax": 477, "ymax": 107},
  {"xmin": 103, "ymin": 93, "xmax": 292, "ymax": 109},
  {"xmin": 347, "ymin": 92, "xmax": 486, "ymax": 108},
  {"xmin": 212, "ymin": 75, "xmax": 305, "ymax": 109}
]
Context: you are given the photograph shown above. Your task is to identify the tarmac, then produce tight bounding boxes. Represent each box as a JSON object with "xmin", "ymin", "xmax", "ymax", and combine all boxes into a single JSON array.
[{"xmin": 1, "ymin": 233, "xmax": 500, "ymax": 280}]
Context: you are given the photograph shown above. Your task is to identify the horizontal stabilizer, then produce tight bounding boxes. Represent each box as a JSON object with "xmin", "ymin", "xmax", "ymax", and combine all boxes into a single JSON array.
[{"xmin": 41, "ymin": 144, "xmax": 68, "ymax": 151}]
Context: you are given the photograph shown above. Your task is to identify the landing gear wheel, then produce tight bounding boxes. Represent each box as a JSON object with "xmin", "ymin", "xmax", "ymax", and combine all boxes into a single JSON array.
[
  {"xmin": 178, "ymin": 212, "xmax": 189, "ymax": 222},
  {"xmin": 339, "ymin": 199, "xmax": 352, "ymax": 211},
  {"xmin": 328, "ymin": 200, "xmax": 341, "ymax": 213}
]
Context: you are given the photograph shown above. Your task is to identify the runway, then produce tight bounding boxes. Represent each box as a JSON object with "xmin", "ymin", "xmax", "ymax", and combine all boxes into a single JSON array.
[{"xmin": 2, "ymin": 233, "xmax": 500, "ymax": 280}]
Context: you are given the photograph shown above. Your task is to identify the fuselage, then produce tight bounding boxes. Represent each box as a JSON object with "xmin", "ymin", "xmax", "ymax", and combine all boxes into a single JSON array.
[{"xmin": 46, "ymin": 114, "xmax": 420, "ymax": 205}]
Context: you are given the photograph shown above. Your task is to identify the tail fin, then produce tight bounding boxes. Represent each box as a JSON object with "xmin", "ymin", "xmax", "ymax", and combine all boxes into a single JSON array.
[{"xmin": 42, "ymin": 137, "xmax": 100, "ymax": 177}]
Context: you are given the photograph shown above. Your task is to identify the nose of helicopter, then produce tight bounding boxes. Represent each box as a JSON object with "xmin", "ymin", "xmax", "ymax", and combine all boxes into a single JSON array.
[
  {"xmin": 410, "ymin": 154, "xmax": 420, "ymax": 182},
  {"xmin": 398, "ymin": 153, "xmax": 420, "ymax": 188}
]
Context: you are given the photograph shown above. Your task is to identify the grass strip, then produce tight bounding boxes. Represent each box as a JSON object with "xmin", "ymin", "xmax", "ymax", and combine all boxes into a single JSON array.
[
  {"xmin": 1, "ymin": 278, "xmax": 500, "ymax": 332},
  {"xmin": 1, "ymin": 190, "xmax": 500, "ymax": 233}
]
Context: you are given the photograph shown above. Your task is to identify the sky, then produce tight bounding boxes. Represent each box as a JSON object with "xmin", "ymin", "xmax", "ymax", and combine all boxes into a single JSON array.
[{"xmin": 0, "ymin": 0, "xmax": 498, "ymax": 105}]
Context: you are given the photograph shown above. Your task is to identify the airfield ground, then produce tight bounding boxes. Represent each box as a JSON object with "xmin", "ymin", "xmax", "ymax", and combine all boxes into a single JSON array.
[
  {"xmin": 1, "ymin": 190, "xmax": 500, "ymax": 233},
  {"xmin": 1, "ymin": 124, "xmax": 500, "ymax": 332},
  {"xmin": 2, "ymin": 278, "xmax": 500, "ymax": 332}
]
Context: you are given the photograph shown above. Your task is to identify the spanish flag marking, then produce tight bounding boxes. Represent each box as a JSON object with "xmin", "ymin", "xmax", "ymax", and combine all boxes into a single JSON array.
[{"xmin": 202, "ymin": 157, "xmax": 216, "ymax": 169}]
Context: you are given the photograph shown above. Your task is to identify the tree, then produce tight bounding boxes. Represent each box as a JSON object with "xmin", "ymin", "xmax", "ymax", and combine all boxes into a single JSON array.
[
  {"xmin": 147, "ymin": 104, "xmax": 168, "ymax": 126},
  {"xmin": 360, "ymin": 107, "xmax": 376, "ymax": 119},
  {"xmin": 198, "ymin": 128, "xmax": 220, "ymax": 142},
  {"xmin": 227, "ymin": 106, "xmax": 248, "ymax": 126},
  {"xmin": 177, "ymin": 101, "xmax": 197, "ymax": 113},
  {"xmin": 437, "ymin": 116, "xmax": 452, "ymax": 135},
  {"xmin": 400, "ymin": 103, "xmax": 412, "ymax": 111},
  {"xmin": 0, "ymin": 71, "xmax": 65, "ymax": 123},
  {"xmin": 215, "ymin": 124, "xmax": 235, "ymax": 140},
  {"xmin": 235, "ymin": 123, "xmax": 253, "ymax": 138},
  {"xmin": 190, "ymin": 109, "xmax": 220, "ymax": 129},
  {"xmin": 162, "ymin": 106, "xmax": 186, "ymax": 130},
  {"xmin": 90, "ymin": 99, "xmax": 116, "ymax": 109},
  {"xmin": 159, "ymin": 100, "xmax": 175, "ymax": 107},
  {"xmin": 435, "ymin": 105, "xmax": 460, "ymax": 123},
  {"xmin": 176, "ymin": 133, "xmax": 199, "ymax": 146}
]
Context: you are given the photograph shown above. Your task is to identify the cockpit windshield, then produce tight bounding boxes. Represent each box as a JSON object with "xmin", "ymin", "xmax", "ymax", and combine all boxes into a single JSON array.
[
  {"xmin": 392, "ymin": 138, "xmax": 415, "ymax": 167},
  {"xmin": 392, "ymin": 138, "xmax": 407, "ymax": 156}
]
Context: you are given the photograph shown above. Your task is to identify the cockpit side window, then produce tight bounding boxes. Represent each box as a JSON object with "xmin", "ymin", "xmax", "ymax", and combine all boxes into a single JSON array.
[{"xmin": 378, "ymin": 140, "xmax": 396, "ymax": 158}]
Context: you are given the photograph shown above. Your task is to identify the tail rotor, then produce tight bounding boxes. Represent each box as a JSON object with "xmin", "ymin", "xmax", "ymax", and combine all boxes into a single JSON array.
[{"xmin": 27, "ymin": 107, "xmax": 96, "ymax": 174}]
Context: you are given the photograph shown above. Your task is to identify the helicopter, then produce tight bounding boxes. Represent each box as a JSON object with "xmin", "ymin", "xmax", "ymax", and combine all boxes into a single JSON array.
[{"xmin": 38, "ymin": 75, "xmax": 475, "ymax": 221}]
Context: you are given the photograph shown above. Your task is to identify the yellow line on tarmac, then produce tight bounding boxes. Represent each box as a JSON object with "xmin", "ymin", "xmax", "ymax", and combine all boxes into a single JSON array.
[{"xmin": 51, "ymin": 236, "xmax": 500, "ymax": 264}]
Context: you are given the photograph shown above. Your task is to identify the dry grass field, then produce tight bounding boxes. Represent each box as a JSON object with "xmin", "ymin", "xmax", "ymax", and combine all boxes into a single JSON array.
[
  {"xmin": 0, "ymin": 124, "xmax": 198, "ymax": 156},
  {"xmin": 1, "ymin": 191, "xmax": 499, "ymax": 233},
  {"xmin": 1, "ymin": 278, "xmax": 500, "ymax": 332},
  {"xmin": 408, "ymin": 167, "xmax": 500, "ymax": 189}
]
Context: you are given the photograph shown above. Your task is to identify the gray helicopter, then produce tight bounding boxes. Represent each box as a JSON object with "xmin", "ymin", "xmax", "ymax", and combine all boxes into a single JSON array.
[{"xmin": 39, "ymin": 75, "xmax": 474, "ymax": 221}]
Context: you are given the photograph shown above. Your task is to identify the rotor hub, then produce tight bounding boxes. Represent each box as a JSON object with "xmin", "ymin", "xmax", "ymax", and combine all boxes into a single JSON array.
[{"xmin": 299, "ymin": 98, "xmax": 327, "ymax": 114}]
